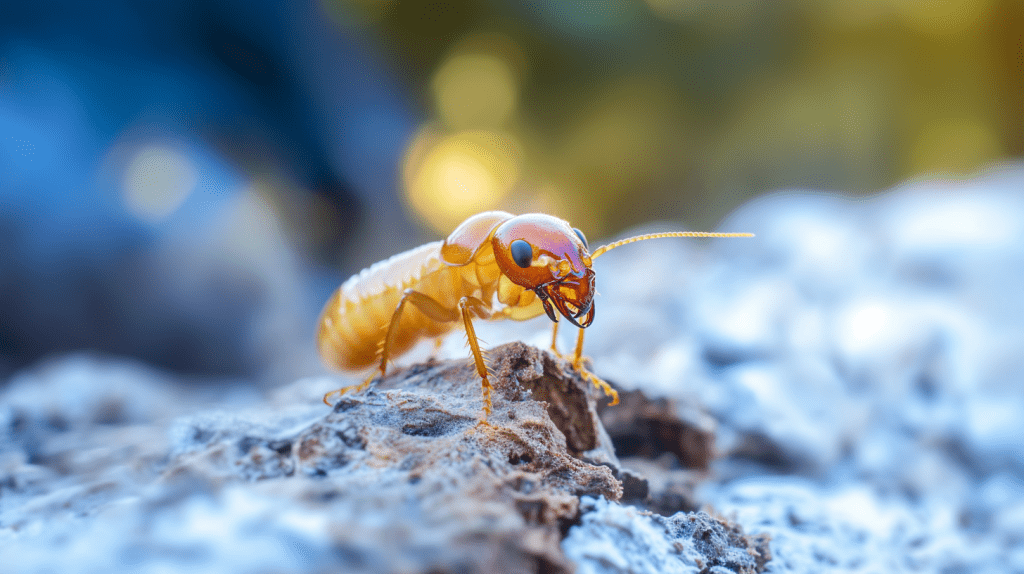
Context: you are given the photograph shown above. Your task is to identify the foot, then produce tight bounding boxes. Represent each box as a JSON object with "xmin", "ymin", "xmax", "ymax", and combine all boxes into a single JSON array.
[
  {"xmin": 570, "ymin": 355, "xmax": 620, "ymax": 406},
  {"xmin": 322, "ymin": 372, "xmax": 376, "ymax": 406}
]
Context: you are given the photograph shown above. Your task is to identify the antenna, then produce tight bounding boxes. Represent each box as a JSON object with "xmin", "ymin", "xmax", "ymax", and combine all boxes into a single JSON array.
[{"xmin": 591, "ymin": 231, "xmax": 754, "ymax": 259}]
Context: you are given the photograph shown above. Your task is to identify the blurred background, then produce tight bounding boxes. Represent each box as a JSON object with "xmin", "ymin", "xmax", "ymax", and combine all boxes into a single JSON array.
[{"xmin": 1, "ymin": 0, "xmax": 1021, "ymax": 384}]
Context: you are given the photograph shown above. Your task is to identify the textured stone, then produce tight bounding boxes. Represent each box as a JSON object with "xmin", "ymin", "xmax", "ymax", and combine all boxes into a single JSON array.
[
  {"xmin": 2, "ymin": 343, "xmax": 631, "ymax": 574},
  {"xmin": 563, "ymin": 497, "xmax": 770, "ymax": 574}
]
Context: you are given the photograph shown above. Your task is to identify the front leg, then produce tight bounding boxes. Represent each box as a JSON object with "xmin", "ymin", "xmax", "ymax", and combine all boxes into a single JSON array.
[
  {"xmin": 545, "ymin": 313, "xmax": 617, "ymax": 405},
  {"xmin": 570, "ymin": 327, "xmax": 619, "ymax": 406}
]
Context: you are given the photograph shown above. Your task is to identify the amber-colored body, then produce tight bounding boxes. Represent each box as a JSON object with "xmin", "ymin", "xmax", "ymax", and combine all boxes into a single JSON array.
[
  {"xmin": 317, "ymin": 211, "xmax": 751, "ymax": 420},
  {"xmin": 319, "ymin": 213, "xmax": 544, "ymax": 372}
]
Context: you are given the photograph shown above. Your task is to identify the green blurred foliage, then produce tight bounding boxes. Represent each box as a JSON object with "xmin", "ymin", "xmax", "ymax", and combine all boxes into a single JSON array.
[{"xmin": 325, "ymin": 0, "xmax": 1022, "ymax": 236}]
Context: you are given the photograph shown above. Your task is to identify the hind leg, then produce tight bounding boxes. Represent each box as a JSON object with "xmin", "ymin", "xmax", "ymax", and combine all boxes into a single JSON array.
[{"xmin": 323, "ymin": 290, "xmax": 461, "ymax": 406}]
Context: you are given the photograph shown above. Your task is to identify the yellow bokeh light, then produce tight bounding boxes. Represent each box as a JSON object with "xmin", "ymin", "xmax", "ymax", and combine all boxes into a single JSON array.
[
  {"xmin": 122, "ymin": 145, "xmax": 197, "ymax": 222},
  {"xmin": 909, "ymin": 117, "xmax": 1003, "ymax": 176},
  {"xmin": 403, "ymin": 128, "xmax": 522, "ymax": 233},
  {"xmin": 432, "ymin": 51, "xmax": 518, "ymax": 129}
]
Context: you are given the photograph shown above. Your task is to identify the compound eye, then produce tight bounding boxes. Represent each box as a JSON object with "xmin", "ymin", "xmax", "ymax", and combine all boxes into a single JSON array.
[
  {"xmin": 509, "ymin": 239, "xmax": 533, "ymax": 268},
  {"xmin": 572, "ymin": 228, "xmax": 588, "ymax": 250}
]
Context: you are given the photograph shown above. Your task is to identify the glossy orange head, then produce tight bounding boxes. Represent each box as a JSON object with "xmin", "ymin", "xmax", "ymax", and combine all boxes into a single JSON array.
[{"xmin": 492, "ymin": 214, "xmax": 596, "ymax": 328}]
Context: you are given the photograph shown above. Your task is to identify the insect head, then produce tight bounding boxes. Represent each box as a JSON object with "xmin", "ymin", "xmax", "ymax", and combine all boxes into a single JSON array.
[{"xmin": 491, "ymin": 214, "xmax": 596, "ymax": 328}]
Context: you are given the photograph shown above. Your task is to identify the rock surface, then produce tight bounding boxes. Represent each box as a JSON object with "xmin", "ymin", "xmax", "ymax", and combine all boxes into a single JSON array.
[
  {"xmin": 564, "ymin": 497, "xmax": 770, "ymax": 574},
  {"xmin": 2, "ymin": 343, "xmax": 760, "ymax": 574},
  {"xmin": 169, "ymin": 342, "xmax": 624, "ymax": 573}
]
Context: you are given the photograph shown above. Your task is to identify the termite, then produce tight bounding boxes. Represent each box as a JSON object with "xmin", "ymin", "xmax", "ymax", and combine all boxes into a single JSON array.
[{"xmin": 317, "ymin": 211, "xmax": 752, "ymax": 420}]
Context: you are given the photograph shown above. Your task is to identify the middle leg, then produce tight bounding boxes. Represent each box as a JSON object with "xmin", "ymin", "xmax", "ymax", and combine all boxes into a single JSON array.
[{"xmin": 458, "ymin": 296, "xmax": 495, "ymax": 419}]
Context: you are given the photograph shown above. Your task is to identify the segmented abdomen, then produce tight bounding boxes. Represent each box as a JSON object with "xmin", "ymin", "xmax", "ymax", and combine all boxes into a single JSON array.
[{"xmin": 316, "ymin": 241, "xmax": 459, "ymax": 371}]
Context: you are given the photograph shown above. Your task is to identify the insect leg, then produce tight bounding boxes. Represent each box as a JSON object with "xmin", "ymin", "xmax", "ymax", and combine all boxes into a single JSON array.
[
  {"xmin": 458, "ymin": 296, "xmax": 494, "ymax": 420},
  {"xmin": 323, "ymin": 369, "xmax": 382, "ymax": 406},
  {"xmin": 323, "ymin": 289, "xmax": 461, "ymax": 407},
  {"xmin": 570, "ymin": 328, "xmax": 619, "ymax": 406},
  {"xmin": 548, "ymin": 319, "xmax": 579, "ymax": 365},
  {"xmin": 571, "ymin": 326, "xmax": 584, "ymax": 366}
]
